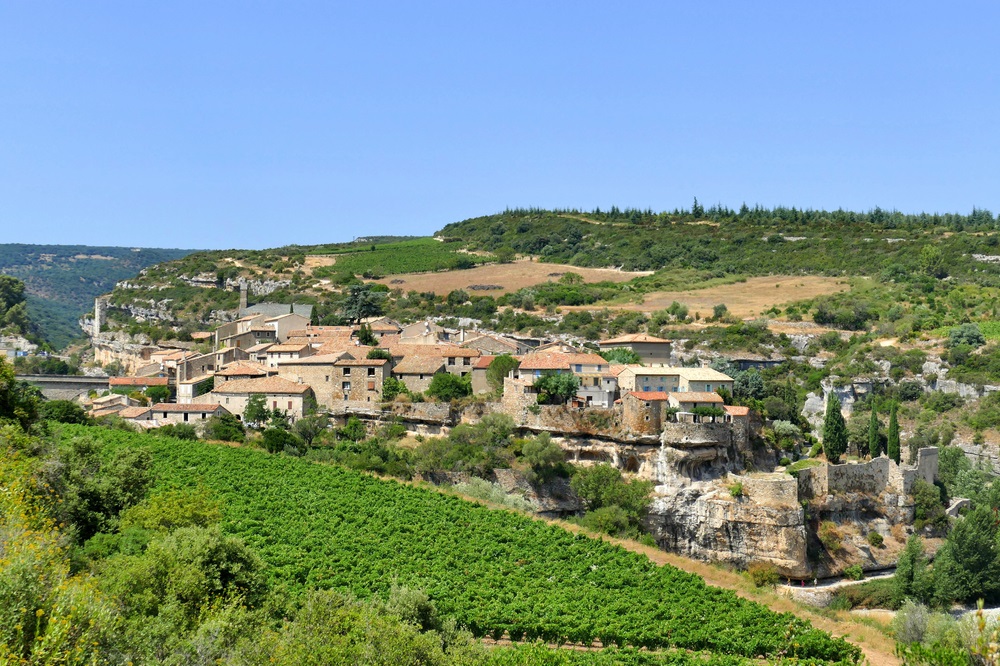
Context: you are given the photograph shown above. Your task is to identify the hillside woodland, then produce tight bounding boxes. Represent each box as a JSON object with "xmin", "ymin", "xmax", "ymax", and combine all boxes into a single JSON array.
[{"xmin": 0, "ymin": 244, "xmax": 193, "ymax": 349}]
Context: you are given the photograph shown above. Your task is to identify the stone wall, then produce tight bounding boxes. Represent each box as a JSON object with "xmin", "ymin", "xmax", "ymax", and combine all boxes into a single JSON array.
[
  {"xmin": 737, "ymin": 473, "xmax": 800, "ymax": 508},
  {"xmin": 797, "ymin": 448, "xmax": 938, "ymax": 500}
]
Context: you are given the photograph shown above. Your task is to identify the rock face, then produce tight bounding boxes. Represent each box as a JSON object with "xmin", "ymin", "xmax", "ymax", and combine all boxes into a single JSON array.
[{"xmin": 647, "ymin": 479, "xmax": 810, "ymax": 577}]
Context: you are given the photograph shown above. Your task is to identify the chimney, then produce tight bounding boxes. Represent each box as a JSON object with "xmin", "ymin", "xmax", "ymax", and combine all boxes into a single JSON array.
[{"xmin": 460, "ymin": 329, "xmax": 466, "ymax": 342}]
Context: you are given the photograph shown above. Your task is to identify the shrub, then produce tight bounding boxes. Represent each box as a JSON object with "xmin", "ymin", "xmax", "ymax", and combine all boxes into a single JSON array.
[
  {"xmin": 746, "ymin": 562, "xmax": 779, "ymax": 588},
  {"xmin": 426, "ymin": 373, "xmax": 472, "ymax": 401},
  {"xmin": 867, "ymin": 531, "xmax": 884, "ymax": 548},
  {"xmin": 203, "ymin": 413, "xmax": 245, "ymax": 442},
  {"xmin": 843, "ymin": 564, "xmax": 865, "ymax": 581},
  {"xmin": 157, "ymin": 423, "xmax": 198, "ymax": 440},
  {"xmin": 729, "ymin": 481, "xmax": 744, "ymax": 498},
  {"xmin": 818, "ymin": 521, "xmax": 842, "ymax": 552}
]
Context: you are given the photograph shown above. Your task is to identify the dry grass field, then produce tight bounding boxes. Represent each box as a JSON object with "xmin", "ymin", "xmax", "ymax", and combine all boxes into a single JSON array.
[
  {"xmin": 373, "ymin": 259, "xmax": 650, "ymax": 294},
  {"xmin": 611, "ymin": 275, "xmax": 850, "ymax": 318}
]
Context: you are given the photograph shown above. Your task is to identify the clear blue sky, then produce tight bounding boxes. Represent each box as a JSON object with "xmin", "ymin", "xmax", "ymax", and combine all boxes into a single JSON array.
[{"xmin": 2, "ymin": 2, "xmax": 998, "ymax": 249}]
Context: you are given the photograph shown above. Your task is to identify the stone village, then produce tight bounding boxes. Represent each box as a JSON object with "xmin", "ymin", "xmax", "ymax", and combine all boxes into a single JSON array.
[{"xmin": 78, "ymin": 285, "xmax": 946, "ymax": 582}]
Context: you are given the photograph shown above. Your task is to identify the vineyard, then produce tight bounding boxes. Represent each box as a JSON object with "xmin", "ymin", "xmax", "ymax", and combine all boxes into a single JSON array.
[
  {"xmin": 70, "ymin": 425, "xmax": 861, "ymax": 664},
  {"xmin": 311, "ymin": 238, "xmax": 496, "ymax": 280}
]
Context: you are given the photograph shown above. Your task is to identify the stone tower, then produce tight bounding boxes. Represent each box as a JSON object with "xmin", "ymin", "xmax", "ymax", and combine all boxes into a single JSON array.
[
  {"xmin": 239, "ymin": 279, "xmax": 248, "ymax": 312},
  {"xmin": 93, "ymin": 298, "xmax": 106, "ymax": 337}
]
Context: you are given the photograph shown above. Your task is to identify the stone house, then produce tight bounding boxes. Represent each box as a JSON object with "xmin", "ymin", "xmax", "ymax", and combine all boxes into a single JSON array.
[
  {"xmin": 391, "ymin": 355, "xmax": 446, "ymax": 394},
  {"xmin": 461, "ymin": 333, "xmax": 530, "ymax": 356},
  {"xmin": 244, "ymin": 343, "xmax": 274, "ymax": 364},
  {"xmin": 214, "ymin": 360, "xmax": 273, "ymax": 384},
  {"xmin": 265, "ymin": 343, "xmax": 314, "ymax": 368},
  {"xmin": 617, "ymin": 366, "xmax": 681, "ymax": 394},
  {"xmin": 119, "ymin": 406, "xmax": 153, "ymax": 425},
  {"xmin": 515, "ymin": 352, "xmax": 616, "ymax": 407},
  {"xmin": 471, "ymin": 355, "xmax": 495, "ymax": 394},
  {"xmin": 213, "ymin": 314, "xmax": 266, "ymax": 351},
  {"xmin": 264, "ymin": 313, "xmax": 311, "ymax": 343},
  {"xmin": 207, "ymin": 375, "xmax": 314, "ymax": 421},
  {"xmin": 149, "ymin": 402, "xmax": 230, "ymax": 425},
  {"xmin": 666, "ymin": 391, "xmax": 725, "ymax": 412},
  {"xmin": 620, "ymin": 391, "xmax": 671, "ymax": 436},
  {"xmin": 598, "ymin": 333, "xmax": 673, "ymax": 365},
  {"xmin": 674, "ymin": 367, "xmax": 734, "ymax": 394},
  {"xmin": 277, "ymin": 354, "xmax": 388, "ymax": 406}
]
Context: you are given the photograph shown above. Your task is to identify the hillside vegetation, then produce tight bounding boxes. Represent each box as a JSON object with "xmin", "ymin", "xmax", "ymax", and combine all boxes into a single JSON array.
[
  {"xmin": 0, "ymin": 244, "xmax": 194, "ymax": 348},
  {"xmin": 59, "ymin": 424, "xmax": 859, "ymax": 663}
]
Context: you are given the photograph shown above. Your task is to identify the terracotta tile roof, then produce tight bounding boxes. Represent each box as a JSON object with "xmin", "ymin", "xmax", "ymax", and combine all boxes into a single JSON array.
[
  {"xmin": 628, "ymin": 391, "xmax": 670, "ymax": 401},
  {"xmin": 109, "ymin": 376, "xmax": 169, "ymax": 387},
  {"xmin": 386, "ymin": 344, "xmax": 480, "ymax": 358},
  {"xmin": 518, "ymin": 352, "xmax": 606, "ymax": 371},
  {"xmin": 151, "ymin": 403, "xmax": 227, "ymax": 412},
  {"xmin": 600, "ymin": 333, "xmax": 673, "ymax": 345},
  {"xmin": 334, "ymin": 358, "xmax": 388, "ymax": 367},
  {"xmin": 624, "ymin": 367, "xmax": 680, "ymax": 376},
  {"xmin": 216, "ymin": 361, "xmax": 269, "ymax": 377},
  {"xmin": 725, "ymin": 405, "xmax": 751, "ymax": 416},
  {"xmin": 267, "ymin": 343, "xmax": 311, "ymax": 353},
  {"xmin": 392, "ymin": 356, "xmax": 445, "ymax": 375},
  {"xmin": 212, "ymin": 376, "xmax": 312, "ymax": 395},
  {"xmin": 462, "ymin": 334, "xmax": 519, "ymax": 351},
  {"xmin": 250, "ymin": 327, "xmax": 276, "ymax": 333},
  {"xmin": 668, "ymin": 391, "xmax": 724, "ymax": 404},
  {"xmin": 244, "ymin": 343, "xmax": 274, "ymax": 354},
  {"xmin": 277, "ymin": 353, "xmax": 348, "ymax": 366},
  {"xmin": 287, "ymin": 326, "xmax": 354, "ymax": 338},
  {"xmin": 190, "ymin": 332, "xmax": 213, "ymax": 340},
  {"xmin": 473, "ymin": 355, "xmax": 496, "ymax": 369},
  {"xmin": 119, "ymin": 406, "xmax": 152, "ymax": 419},
  {"xmin": 674, "ymin": 367, "xmax": 734, "ymax": 382},
  {"xmin": 607, "ymin": 364, "xmax": 633, "ymax": 377}
]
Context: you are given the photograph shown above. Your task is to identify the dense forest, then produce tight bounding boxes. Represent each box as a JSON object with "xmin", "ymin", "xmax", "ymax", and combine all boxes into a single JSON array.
[{"xmin": 0, "ymin": 244, "xmax": 194, "ymax": 349}]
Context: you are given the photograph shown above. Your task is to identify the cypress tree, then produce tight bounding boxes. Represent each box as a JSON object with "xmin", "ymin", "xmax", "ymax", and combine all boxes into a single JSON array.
[
  {"xmin": 868, "ymin": 407, "xmax": 880, "ymax": 459},
  {"xmin": 887, "ymin": 402, "xmax": 901, "ymax": 464},
  {"xmin": 822, "ymin": 394, "xmax": 848, "ymax": 463}
]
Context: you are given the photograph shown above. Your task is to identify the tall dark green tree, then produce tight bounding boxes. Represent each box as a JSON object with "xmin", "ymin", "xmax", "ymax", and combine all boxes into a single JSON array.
[
  {"xmin": 868, "ymin": 407, "xmax": 880, "ymax": 459},
  {"xmin": 887, "ymin": 402, "xmax": 901, "ymax": 464},
  {"xmin": 822, "ymin": 394, "xmax": 848, "ymax": 463},
  {"xmin": 340, "ymin": 285, "xmax": 384, "ymax": 325}
]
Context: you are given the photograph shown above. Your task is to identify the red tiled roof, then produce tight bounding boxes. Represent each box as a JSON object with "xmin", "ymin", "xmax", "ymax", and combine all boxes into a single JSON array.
[
  {"xmin": 628, "ymin": 391, "xmax": 670, "ymax": 401},
  {"xmin": 119, "ymin": 406, "xmax": 152, "ymax": 418},
  {"xmin": 267, "ymin": 343, "xmax": 311, "ymax": 353},
  {"xmin": 334, "ymin": 358, "xmax": 389, "ymax": 366},
  {"xmin": 109, "ymin": 376, "xmax": 169, "ymax": 387},
  {"xmin": 518, "ymin": 352, "xmax": 606, "ymax": 371},
  {"xmin": 385, "ymin": 344, "xmax": 480, "ymax": 358},
  {"xmin": 473, "ymin": 355, "xmax": 496, "ymax": 369},
  {"xmin": 392, "ymin": 356, "xmax": 445, "ymax": 375},
  {"xmin": 725, "ymin": 405, "xmax": 751, "ymax": 416},
  {"xmin": 216, "ymin": 361, "xmax": 269, "ymax": 377},
  {"xmin": 668, "ymin": 391, "xmax": 724, "ymax": 404},
  {"xmin": 276, "ymin": 353, "xmax": 347, "ymax": 366},
  {"xmin": 212, "ymin": 376, "xmax": 312, "ymax": 395}
]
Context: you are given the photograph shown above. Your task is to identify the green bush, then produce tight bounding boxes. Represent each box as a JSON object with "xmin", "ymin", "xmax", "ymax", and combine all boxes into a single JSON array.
[
  {"xmin": 746, "ymin": 562, "xmax": 779, "ymax": 588},
  {"xmin": 843, "ymin": 564, "xmax": 865, "ymax": 581},
  {"xmin": 867, "ymin": 531, "xmax": 884, "ymax": 548}
]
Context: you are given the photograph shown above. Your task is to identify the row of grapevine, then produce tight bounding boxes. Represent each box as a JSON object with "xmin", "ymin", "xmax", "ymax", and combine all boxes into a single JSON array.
[{"xmin": 69, "ymin": 426, "xmax": 861, "ymax": 664}]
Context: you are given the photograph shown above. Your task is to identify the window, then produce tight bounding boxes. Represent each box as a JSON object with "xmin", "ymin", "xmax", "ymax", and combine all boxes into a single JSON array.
[
  {"xmin": 225, "ymin": 397, "xmax": 229, "ymax": 404},
  {"xmin": 343, "ymin": 367, "xmax": 351, "ymax": 376},
  {"xmin": 574, "ymin": 364, "xmax": 582, "ymax": 372},
  {"xmin": 183, "ymin": 413, "xmax": 189, "ymax": 422},
  {"xmin": 288, "ymin": 400, "xmax": 292, "ymax": 410},
  {"xmin": 643, "ymin": 385, "xmax": 650, "ymax": 392},
  {"xmin": 463, "ymin": 357, "xmax": 470, "ymax": 366},
  {"xmin": 447, "ymin": 357, "xmax": 455, "ymax": 365},
  {"xmin": 706, "ymin": 384, "xmax": 711, "ymax": 392},
  {"xmin": 367, "ymin": 367, "xmax": 376, "ymax": 376},
  {"xmin": 342, "ymin": 382, "xmax": 351, "ymax": 391},
  {"xmin": 367, "ymin": 381, "xmax": 375, "ymax": 391},
  {"xmin": 273, "ymin": 400, "xmax": 277, "ymax": 409},
  {"xmin": 419, "ymin": 374, "xmax": 425, "ymax": 380}
]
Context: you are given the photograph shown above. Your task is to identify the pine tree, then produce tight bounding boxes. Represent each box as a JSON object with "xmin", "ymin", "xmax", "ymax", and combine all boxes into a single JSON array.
[
  {"xmin": 822, "ymin": 394, "xmax": 848, "ymax": 463},
  {"xmin": 887, "ymin": 402, "xmax": 901, "ymax": 463},
  {"xmin": 868, "ymin": 407, "xmax": 880, "ymax": 459}
]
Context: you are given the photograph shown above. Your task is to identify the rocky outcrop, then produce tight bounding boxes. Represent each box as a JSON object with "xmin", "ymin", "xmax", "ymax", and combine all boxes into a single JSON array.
[{"xmin": 646, "ymin": 479, "xmax": 810, "ymax": 578}]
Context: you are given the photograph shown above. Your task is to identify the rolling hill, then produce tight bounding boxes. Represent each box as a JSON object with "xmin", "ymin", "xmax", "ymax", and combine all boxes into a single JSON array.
[{"xmin": 0, "ymin": 244, "xmax": 196, "ymax": 349}]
